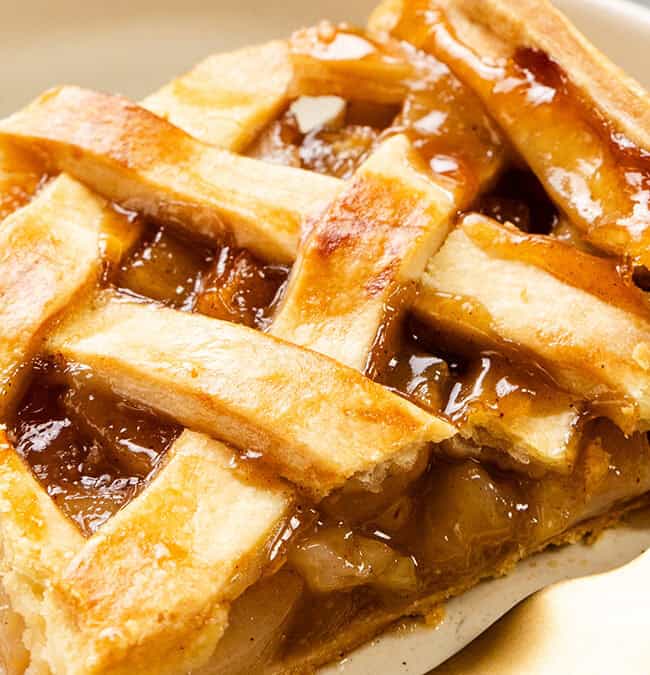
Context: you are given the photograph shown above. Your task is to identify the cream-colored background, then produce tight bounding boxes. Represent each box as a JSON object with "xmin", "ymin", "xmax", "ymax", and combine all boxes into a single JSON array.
[{"xmin": 2, "ymin": 0, "xmax": 650, "ymax": 673}]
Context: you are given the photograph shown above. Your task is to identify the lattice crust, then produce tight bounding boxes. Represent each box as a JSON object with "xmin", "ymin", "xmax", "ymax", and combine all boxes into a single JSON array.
[
  {"xmin": 370, "ymin": 0, "xmax": 650, "ymax": 265},
  {"xmin": 0, "ymin": 53, "xmax": 306, "ymax": 675},
  {"xmin": 0, "ymin": 81, "xmax": 585, "ymax": 468},
  {"xmin": 1, "ymin": 1, "xmax": 650, "ymax": 673},
  {"xmin": 0, "ymin": 80, "xmax": 583, "ymax": 469},
  {"xmin": 138, "ymin": 25, "xmax": 590, "ymax": 469},
  {"xmin": 47, "ymin": 290, "xmax": 452, "ymax": 497},
  {"xmin": 0, "ymin": 87, "xmax": 341, "ymax": 263}
]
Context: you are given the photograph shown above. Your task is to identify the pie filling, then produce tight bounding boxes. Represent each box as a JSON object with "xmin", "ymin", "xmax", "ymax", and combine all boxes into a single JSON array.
[
  {"xmin": 2, "ymin": 9, "xmax": 650, "ymax": 671},
  {"xmin": 10, "ymin": 356, "xmax": 649, "ymax": 671}
]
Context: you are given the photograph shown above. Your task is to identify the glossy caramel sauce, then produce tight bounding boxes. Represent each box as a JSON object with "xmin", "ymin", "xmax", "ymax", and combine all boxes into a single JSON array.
[
  {"xmin": 247, "ymin": 100, "xmax": 394, "ymax": 180},
  {"xmin": 117, "ymin": 221, "xmax": 290, "ymax": 329},
  {"xmin": 8, "ymin": 360, "xmax": 179, "ymax": 535},
  {"xmin": 196, "ymin": 246, "xmax": 290, "ymax": 330},
  {"xmin": 392, "ymin": 3, "xmax": 650, "ymax": 263},
  {"xmin": 116, "ymin": 223, "xmax": 215, "ymax": 310},
  {"xmin": 380, "ymin": 67, "xmax": 505, "ymax": 206},
  {"xmin": 378, "ymin": 319, "xmax": 576, "ymax": 442},
  {"xmin": 477, "ymin": 168, "xmax": 559, "ymax": 235},
  {"xmin": 279, "ymin": 23, "xmax": 506, "ymax": 201},
  {"xmin": 0, "ymin": 143, "xmax": 49, "ymax": 223}
]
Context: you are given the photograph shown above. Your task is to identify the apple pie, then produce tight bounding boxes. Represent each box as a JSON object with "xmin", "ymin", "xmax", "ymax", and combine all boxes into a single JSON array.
[{"xmin": 1, "ymin": 0, "xmax": 650, "ymax": 672}]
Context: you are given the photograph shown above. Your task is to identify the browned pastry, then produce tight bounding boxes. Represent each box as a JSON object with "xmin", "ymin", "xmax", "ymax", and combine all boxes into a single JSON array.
[{"xmin": 1, "ymin": 1, "xmax": 650, "ymax": 673}]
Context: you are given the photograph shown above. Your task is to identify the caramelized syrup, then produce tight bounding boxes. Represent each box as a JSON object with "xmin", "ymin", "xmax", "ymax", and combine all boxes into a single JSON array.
[
  {"xmin": 477, "ymin": 168, "xmax": 559, "ymax": 234},
  {"xmin": 394, "ymin": 4, "xmax": 650, "ymax": 263},
  {"xmin": 378, "ymin": 321, "xmax": 574, "ymax": 433},
  {"xmin": 9, "ymin": 362, "xmax": 180, "ymax": 535},
  {"xmin": 0, "ymin": 144, "xmax": 49, "ymax": 222},
  {"xmin": 382, "ymin": 75, "xmax": 505, "ymax": 206},
  {"xmin": 196, "ymin": 246, "xmax": 290, "ymax": 330},
  {"xmin": 247, "ymin": 104, "xmax": 388, "ymax": 180},
  {"xmin": 116, "ymin": 223, "xmax": 215, "ymax": 310}
]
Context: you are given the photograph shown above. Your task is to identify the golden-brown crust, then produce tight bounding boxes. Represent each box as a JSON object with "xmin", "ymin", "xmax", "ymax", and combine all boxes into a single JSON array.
[
  {"xmin": 0, "ymin": 430, "xmax": 84, "ymax": 674},
  {"xmin": 0, "ymin": 430, "xmax": 294, "ymax": 675},
  {"xmin": 143, "ymin": 41, "xmax": 293, "ymax": 151},
  {"xmin": 0, "ymin": 140, "xmax": 46, "ymax": 222},
  {"xmin": 440, "ymin": 0, "xmax": 650, "ymax": 151},
  {"xmin": 0, "ymin": 175, "xmax": 141, "ymax": 417},
  {"xmin": 289, "ymin": 23, "xmax": 417, "ymax": 105},
  {"xmin": 370, "ymin": 0, "xmax": 650, "ymax": 150},
  {"xmin": 0, "ymin": 86, "xmax": 341, "ymax": 263},
  {"xmin": 54, "ymin": 431, "xmax": 292, "ymax": 674},
  {"xmin": 373, "ymin": 0, "xmax": 650, "ymax": 265},
  {"xmin": 271, "ymin": 134, "xmax": 455, "ymax": 371}
]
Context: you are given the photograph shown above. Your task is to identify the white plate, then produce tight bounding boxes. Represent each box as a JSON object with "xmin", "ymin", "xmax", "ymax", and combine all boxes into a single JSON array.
[
  {"xmin": 2, "ymin": 1, "xmax": 650, "ymax": 673},
  {"xmin": 1, "ymin": 0, "xmax": 649, "ymax": 117}
]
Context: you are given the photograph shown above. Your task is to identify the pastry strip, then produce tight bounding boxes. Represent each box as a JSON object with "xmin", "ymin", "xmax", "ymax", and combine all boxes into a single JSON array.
[
  {"xmin": 272, "ymin": 133, "xmax": 455, "ymax": 371},
  {"xmin": 0, "ymin": 428, "xmax": 294, "ymax": 675},
  {"xmin": 143, "ymin": 41, "xmax": 293, "ymax": 151},
  {"xmin": 417, "ymin": 213, "xmax": 650, "ymax": 435},
  {"xmin": 47, "ymin": 291, "xmax": 455, "ymax": 497},
  {"xmin": 0, "ymin": 175, "xmax": 141, "ymax": 415}
]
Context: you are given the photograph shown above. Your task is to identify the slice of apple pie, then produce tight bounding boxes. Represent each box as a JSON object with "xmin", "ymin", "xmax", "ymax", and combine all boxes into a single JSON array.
[{"xmin": 1, "ymin": 0, "xmax": 650, "ymax": 672}]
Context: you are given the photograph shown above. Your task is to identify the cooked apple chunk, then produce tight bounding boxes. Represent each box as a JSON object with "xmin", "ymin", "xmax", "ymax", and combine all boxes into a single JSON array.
[
  {"xmin": 198, "ymin": 568, "xmax": 304, "ymax": 675},
  {"xmin": 289, "ymin": 526, "xmax": 418, "ymax": 594}
]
